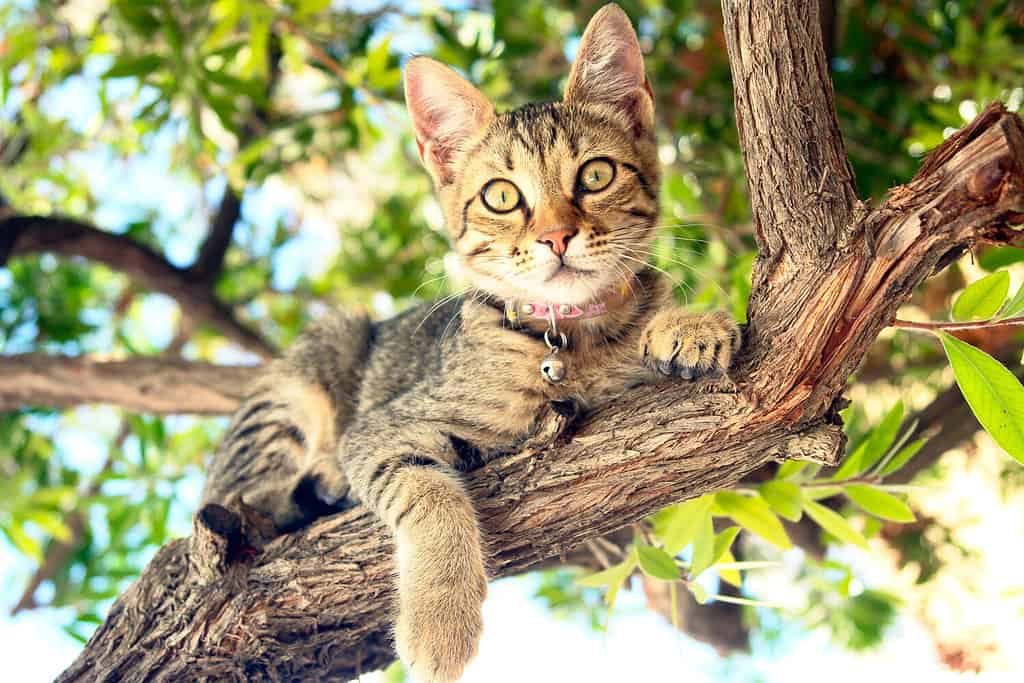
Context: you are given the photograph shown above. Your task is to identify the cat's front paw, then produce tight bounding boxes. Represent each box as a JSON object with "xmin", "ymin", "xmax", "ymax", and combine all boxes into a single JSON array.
[
  {"xmin": 640, "ymin": 309, "xmax": 741, "ymax": 380},
  {"xmin": 395, "ymin": 557, "xmax": 487, "ymax": 683}
]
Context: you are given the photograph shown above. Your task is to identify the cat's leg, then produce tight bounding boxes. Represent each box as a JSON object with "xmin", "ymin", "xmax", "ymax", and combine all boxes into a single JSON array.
[
  {"xmin": 639, "ymin": 309, "xmax": 741, "ymax": 380},
  {"xmin": 201, "ymin": 310, "xmax": 371, "ymax": 534},
  {"xmin": 342, "ymin": 413, "xmax": 487, "ymax": 683}
]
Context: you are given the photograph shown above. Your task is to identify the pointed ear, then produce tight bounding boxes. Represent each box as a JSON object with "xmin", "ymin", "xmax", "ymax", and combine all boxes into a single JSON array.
[
  {"xmin": 404, "ymin": 57, "xmax": 495, "ymax": 185},
  {"xmin": 564, "ymin": 4, "xmax": 654, "ymax": 135}
]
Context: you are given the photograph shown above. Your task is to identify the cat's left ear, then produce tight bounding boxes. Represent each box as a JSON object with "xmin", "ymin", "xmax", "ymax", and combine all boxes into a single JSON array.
[
  {"xmin": 564, "ymin": 4, "xmax": 654, "ymax": 136},
  {"xmin": 404, "ymin": 56, "xmax": 495, "ymax": 185}
]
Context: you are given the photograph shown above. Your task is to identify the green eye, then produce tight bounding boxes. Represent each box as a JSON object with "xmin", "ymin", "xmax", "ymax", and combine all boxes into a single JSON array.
[
  {"xmin": 481, "ymin": 179, "xmax": 521, "ymax": 213},
  {"xmin": 578, "ymin": 158, "xmax": 616, "ymax": 192}
]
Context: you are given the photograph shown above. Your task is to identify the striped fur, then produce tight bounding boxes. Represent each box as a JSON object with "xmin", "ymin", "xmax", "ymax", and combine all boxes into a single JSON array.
[{"xmin": 201, "ymin": 5, "xmax": 740, "ymax": 682}]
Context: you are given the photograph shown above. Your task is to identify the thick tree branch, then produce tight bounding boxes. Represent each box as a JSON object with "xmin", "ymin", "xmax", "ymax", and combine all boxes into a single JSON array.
[
  {"xmin": 189, "ymin": 188, "xmax": 243, "ymax": 285},
  {"xmin": 55, "ymin": 1, "xmax": 1024, "ymax": 680},
  {"xmin": 0, "ymin": 216, "xmax": 274, "ymax": 358},
  {"xmin": 0, "ymin": 354, "xmax": 256, "ymax": 415},
  {"xmin": 724, "ymin": 0, "xmax": 858, "ymax": 263},
  {"xmin": 59, "ymin": 395, "xmax": 845, "ymax": 682}
]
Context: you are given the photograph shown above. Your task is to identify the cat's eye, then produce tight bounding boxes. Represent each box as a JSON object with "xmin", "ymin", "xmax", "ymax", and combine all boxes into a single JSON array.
[
  {"xmin": 481, "ymin": 179, "xmax": 522, "ymax": 213},
  {"xmin": 578, "ymin": 158, "xmax": 616, "ymax": 193}
]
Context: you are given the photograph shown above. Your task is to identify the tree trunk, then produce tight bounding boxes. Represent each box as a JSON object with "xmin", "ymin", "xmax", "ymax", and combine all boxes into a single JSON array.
[{"xmin": 56, "ymin": 1, "xmax": 1024, "ymax": 681}]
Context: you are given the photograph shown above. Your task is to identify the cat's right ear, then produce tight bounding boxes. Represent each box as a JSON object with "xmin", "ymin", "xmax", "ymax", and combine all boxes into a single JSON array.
[
  {"xmin": 564, "ymin": 4, "xmax": 654, "ymax": 136},
  {"xmin": 404, "ymin": 57, "xmax": 495, "ymax": 185}
]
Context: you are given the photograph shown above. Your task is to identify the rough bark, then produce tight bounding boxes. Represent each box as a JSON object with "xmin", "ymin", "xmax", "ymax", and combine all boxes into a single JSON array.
[
  {"xmin": 0, "ymin": 354, "xmax": 256, "ymax": 415},
  {"xmin": 0, "ymin": 216, "xmax": 274, "ymax": 358},
  {"xmin": 55, "ymin": 1, "xmax": 1024, "ymax": 681}
]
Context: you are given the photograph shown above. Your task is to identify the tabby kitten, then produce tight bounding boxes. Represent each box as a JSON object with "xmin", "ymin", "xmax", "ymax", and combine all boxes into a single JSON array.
[{"xmin": 201, "ymin": 4, "xmax": 740, "ymax": 681}]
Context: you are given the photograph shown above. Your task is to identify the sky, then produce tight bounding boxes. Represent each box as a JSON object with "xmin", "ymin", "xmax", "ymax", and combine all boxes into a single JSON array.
[{"xmin": 2, "ymin": 1, "xmax": 1023, "ymax": 681}]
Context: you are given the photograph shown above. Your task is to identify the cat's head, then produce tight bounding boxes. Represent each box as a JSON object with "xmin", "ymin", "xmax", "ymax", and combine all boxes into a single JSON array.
[{"xmin": 404, "ymin": 3, "xmax": 658, "ymax": 306}]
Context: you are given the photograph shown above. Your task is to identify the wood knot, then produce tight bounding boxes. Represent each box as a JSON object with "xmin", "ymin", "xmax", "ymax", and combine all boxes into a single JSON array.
[
  {"xmin": 773, "ymin": 422, "xmax": 845, "ymax": 467},
  {"xmin": 966, "ymin": 159, "xmax": 1007, "ymax": 203},
  {"xmin": 189, "ymin": 502, "xmax": 264, "ymax": 583}
]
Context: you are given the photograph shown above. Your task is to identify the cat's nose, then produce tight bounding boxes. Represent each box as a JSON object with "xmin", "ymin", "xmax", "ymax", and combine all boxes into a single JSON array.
[{"xmin": 537, "ymin": 228, "xmax": 577, "ymax": 256}]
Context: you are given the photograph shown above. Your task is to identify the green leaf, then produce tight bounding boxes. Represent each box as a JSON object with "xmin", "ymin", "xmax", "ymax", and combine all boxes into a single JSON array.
[
  {"xmin": 296, "ymin": 0, "xmax": 331, "ymax": 19},
  {"xmin": 102, "ymin": 54, "xmax": 164, "ymax": 79},
  {"xmin": 575, "ymin": 558, "xmax": 635, "ymax": 588},
  {"xmin": 204, "ymin": 69, "xmax": 267, "ymax": 103},
  {"xmin": 759, "ymin": 481, "xmax": 803, "ymax": 521},
  {"xmin": 952, "ymin": 271, "xmax": 1010, "ymax": 321},
  {"xmin": 714, "ymin": 492, "xmax": 792, "ymax": 550},
  {"xmin": 2, "ymin": 522, "xmax": 42, "ymax": 561},
  {"xmin": 803, "ymin": 485, "xmax": 844, "ymax": 500},
  {"xmin": 803, "ymin": 498, "xmax": 869, "ymax": 550},
  {"xmin": 659, "ymin": 494, "xmax": 714, "ymax": 555},
  {"xmin": 716, "ymin": 549, "xmax": 742, "ymax": 587},
  {"xmin": 689, "ymin": 514, "xmax": 716, "ymax": 577},
  {"xmin": 1000, "ymin": 283, "xmax": 1024, "ymax": 318},
  {"xmin": 706, "ymin": 593, "xmax": 786, "ymax": 609},
  {"xmin": 576, "ymin": 556, "xmax": 637, "ymax": 606},
  {"xmin": 687, "ymin": 580, "xmax": 709, "ymax": 604},
  {"xmin": 713, "ymin": 560, "xmax": 781, "ymax": 571},
  {"xmin": 942, "ymin": 333, "xmax": 1024, "ymax": 464},
  {"xmin": 979, "ymin": 246, "xmax": 1024, "ymax": 272},
  {"xmin": 775, "ymin": 460, "xmax": 808, "ymax": 480},
  {"xmin": 834, "ymin": 401, "xmax": 904, "ymax": 479},
  {"xmin": 636, "ymin": 543, "xmax": 681, "ymax": 581},
  {"xmin": 366, "ymin": 36, "xmax": 398, "ymax": 90},
  {"xmin": 845, "ymin": 484, "xmax": 915, "ymax": 522},
  {"xmin": 878, "ymin": 438, "xmax": 926, "ymax": 477},
  {"xmin": 24, "ymin": 508, "xmax": 72, "ymax": 541},
  {"xmin": 711, "ymin": 526, "xmax": 741, "ymax": 566}
]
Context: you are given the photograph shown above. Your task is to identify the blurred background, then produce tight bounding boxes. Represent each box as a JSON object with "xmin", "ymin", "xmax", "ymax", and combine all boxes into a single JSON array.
[{"xmin": 1, "ymin": 0, "xmax": 1024, "ymax": 681}]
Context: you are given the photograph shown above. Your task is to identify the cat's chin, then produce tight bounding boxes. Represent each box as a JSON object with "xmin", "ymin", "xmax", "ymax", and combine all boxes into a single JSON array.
[
  {"xmin": 459, "ymin": 262, "xmax": 622, "ymax": 307},
  {"xmin": 503, "ymin": 273, "xmax": 621, "ymax": 307}
]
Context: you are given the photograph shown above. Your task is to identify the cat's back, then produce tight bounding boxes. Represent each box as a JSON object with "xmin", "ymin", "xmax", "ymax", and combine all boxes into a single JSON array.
[{"xmin": 355, "ymin": 296, "xmax": 466, "ymax": 410}]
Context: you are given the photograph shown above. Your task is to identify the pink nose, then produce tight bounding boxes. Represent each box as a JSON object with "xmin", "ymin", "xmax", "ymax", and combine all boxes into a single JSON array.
[{"xmin": 537, "ymin": 228, "xmax": 577, "ymax": 256}]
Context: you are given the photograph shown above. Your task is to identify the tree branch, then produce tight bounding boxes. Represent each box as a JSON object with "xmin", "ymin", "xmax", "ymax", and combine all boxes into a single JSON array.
[
  {"xmin": 54, "ymin": 1, "xmax": 1024, "ymax": 680},
  {"xmin": 891, "ymin": 315, "xmax": 1024, "ymax": 332},
  {"xmin": 0, "ymin": 216, "xmax": 275, "ymax": 358},
  {"xmin": 0, "ymin": 354, "xmax": 256, "ymax": 415},
  {"xmin": 189, "ymin": 188, "xmax": 243, "ymax": 285}
]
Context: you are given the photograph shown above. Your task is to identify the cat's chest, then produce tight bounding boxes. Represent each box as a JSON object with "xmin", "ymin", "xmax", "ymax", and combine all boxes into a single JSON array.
[{"xmin": 451, "ymin": 326, "xmax": 644, "ymax": 444}]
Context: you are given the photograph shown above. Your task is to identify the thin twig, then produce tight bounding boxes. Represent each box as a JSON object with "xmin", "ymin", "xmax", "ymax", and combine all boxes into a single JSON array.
[
  {"xmin": 276, "ymin": 17, "xmax": 384, "ymax": 105},
  {"xmin": 891, "ymin": 315, "xmax": 1024, "ymax": 333}
]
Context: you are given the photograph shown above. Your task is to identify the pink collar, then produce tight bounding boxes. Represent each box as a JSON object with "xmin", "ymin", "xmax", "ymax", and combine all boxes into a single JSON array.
[{"xmin": 505, "ymin": 301, "xmax": 607, "ymax": 324}]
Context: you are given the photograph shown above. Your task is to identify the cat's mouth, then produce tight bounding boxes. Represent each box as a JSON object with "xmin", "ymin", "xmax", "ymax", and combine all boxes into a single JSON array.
[{"xmin": 543, "ymin": 264, "xmax": 595, "ymax": 283}]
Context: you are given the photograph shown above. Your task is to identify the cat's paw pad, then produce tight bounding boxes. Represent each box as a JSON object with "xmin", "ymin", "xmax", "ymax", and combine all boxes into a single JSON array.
[
  {"xmin": 640, "ymin": 310, "xmax": 741, "ymax": 380},
  {"xmin": 396, "ymin": 586, "xmax": 485, "ymax": 683}
]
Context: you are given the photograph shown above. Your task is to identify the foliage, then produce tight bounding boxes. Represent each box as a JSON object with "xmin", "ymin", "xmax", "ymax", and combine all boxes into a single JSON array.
[
  {"xmin": 576, "ymin": 403, "xmax": 922, "ymax": 623},
  {"xmin": 0, "ymin": 0, "xmax": 1023, "ymax": 668}
]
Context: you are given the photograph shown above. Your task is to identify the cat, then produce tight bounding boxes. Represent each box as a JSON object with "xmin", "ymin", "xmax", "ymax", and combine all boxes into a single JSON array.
[{"xmin": 200, "ymin": 4, "xmax": 740, "ymax": 681}]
